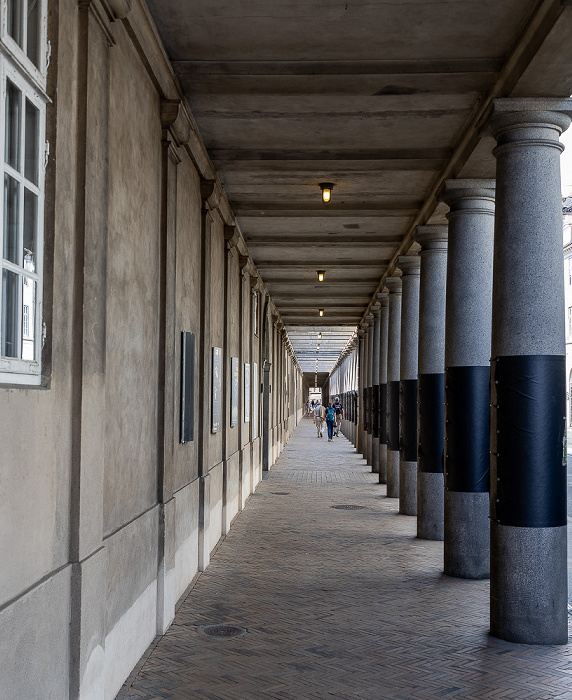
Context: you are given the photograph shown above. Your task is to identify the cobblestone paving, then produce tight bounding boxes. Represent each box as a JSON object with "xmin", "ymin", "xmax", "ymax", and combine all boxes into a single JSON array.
[{"xmin": 118, "ymin": 419, "xmax": 572, "ymax": 700}]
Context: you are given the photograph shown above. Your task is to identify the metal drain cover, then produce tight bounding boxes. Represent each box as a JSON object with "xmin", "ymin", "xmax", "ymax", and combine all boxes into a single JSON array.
[
  {"xmin": 331, "ymin": 505, "xmax": 366, "ymax": 510},
  {"xmin": 198, "ymin": 624, "xmax": 247, "ymax": 639},
  {"xmin": 272, "ymin": 492, "xmax": 290, "ymax": 495}
]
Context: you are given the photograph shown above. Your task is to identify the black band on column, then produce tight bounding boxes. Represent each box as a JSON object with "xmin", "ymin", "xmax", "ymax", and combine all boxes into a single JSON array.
[
  {"xmin": 379, "ymin": 383, "xmax": 387, "ymax": 444},
  {"xmin": 372, "ymin": 384, "xmax": 380, "ymax": 438},
  {"xmin": 368, "ymin": 386, "xmax": 373, "ymax": 434},
  {"xmin": 400, "ymin": 379, "xmax": 418, "ymax": 462},
  {"xmin": 387, "ymin": 381, "xmax": 400, "ymax": 450},
  {"xmin": 362, "ymin": 389, "xmax": 367, "ymax": 430},
  {"xmin": 418, "ymin": 373, "xmax": 444, "ymax": 474},
  {"xmin": 491, "ymin": 355, "xmax": 566, "ymax": 528},
  {"xmin": 444, "ymin": 365, "xmax": 490, "ymax": 493}
]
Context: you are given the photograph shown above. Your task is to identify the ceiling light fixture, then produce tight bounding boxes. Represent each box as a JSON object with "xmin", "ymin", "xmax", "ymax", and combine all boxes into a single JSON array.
[
  {"xmin": 319, "ymin": 309, "xmax": 324, "ymax": 317},
  {"xmin": 317, "ymin": 270, "xmax": 325, "ymax": 282},
  {"xmin": 319, "ymin": 182, "xmax": 334, "ymax": 203},
  {"xmin": 318, "ymin": 333, "xmax": 322, "ymax": 339}
]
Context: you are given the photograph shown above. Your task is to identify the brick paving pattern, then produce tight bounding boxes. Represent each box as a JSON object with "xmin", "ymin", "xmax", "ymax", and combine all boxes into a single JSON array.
[{"xmin": 118, "ymin": 419, "xmax": 572, "ymax": 699}]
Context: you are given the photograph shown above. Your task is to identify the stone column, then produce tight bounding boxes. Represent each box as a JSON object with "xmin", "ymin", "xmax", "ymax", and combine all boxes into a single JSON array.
[
  {"xmin": 414, "ymin": 226, "xmax": 448, "ymax": 539},
  {"xmin": 365, "ymin": 313, "xmax": 374, "ymax": 465},
  {"xmin": 371, "ymin": 304, "xmax": 381, "ymax": 473},
  {"xmin": 396, "ymin": 257, "xmax": 421, "ymax": 515},
  {"xmin": 378, "ymin": 291, "xmax": 389, "ymax": 484},
  {"xmin": 357, "ymin": 326, "xmax": 367, "ymax": 455},
  {"xmin": 385, "ymin": 277, "xmax": 402, "ymax": 498},
  {"xmin": 439, "ymin": 180, "xmax": 495, "ymax": 579},
  {"xmin": 487, "ymin": 99, "xmax": 570, "ymax": 645}
]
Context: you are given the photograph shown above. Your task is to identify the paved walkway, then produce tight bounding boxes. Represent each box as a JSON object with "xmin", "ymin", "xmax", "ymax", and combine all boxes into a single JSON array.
[{"xmin": 118, "ymin": 419, "xmax": 572, "ymax": 700}]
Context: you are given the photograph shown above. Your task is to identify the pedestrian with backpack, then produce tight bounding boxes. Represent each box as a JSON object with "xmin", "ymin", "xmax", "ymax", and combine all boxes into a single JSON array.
[
  {"xmin": 325, "ymin": 402, "xmax": 336, "ymax": 441},
  {"xmin": 313, "ymin": 401, "xmax": 326, "ymax": 437},
  {"xmin": 333, "ymin": 396, "xmax": 344, "ymax": 436}
]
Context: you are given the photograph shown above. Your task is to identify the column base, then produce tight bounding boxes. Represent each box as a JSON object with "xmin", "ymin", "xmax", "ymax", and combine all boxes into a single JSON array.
[
  {"xmin": 399, "ymin": 460, "xmax": 417, "ymax": 515},
  {"xmin": 490, "ymin": 522, "xmax": 568, "ymax": 645},
  {"xmin": 372, "ymin": 437, "xmax": 380, "ymax": 473},
  {"xmin": 379, "ymin": 443, "xmax": 387, "ymax": 484},
  {"xmin": 366, "ymin": 432, "xmax": 373, "ymax": 466},
  {"xmin": 387, "ymin": 450, "xmax": 399, "ymax": 498},
  {"xmin": 444, "ymin": 490, "xmax": 489, "ymax": 579},
  {"xmin": 417, "ymin": 472, "xmax": 444, "ymax": 540}
]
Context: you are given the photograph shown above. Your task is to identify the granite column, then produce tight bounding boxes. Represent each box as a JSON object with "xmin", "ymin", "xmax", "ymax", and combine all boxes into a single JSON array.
[
  {"xmin": 385, "ymin": 277, "xmax": 402, "ymax": 498},
  {"xmin": 488, "ymin": 98, "xmax": 570, "ymax": 644},
  {"xmin": 371, "ymin": 304, "xmax": 381, "ymax": 473},
  {"xmin": 396, "ymin": 257, "xmax": 421, "ymax": 515},
  {"xmin": 415, "ymin": 226, "xmax": 448, "ymax": 540},
  {"xmin": 378, "ymin": 291, "xmax": 389, "ymax": 484},
  {"xmin": 439, "ymin": 179, "xmax": 495, "ymax": 579}
]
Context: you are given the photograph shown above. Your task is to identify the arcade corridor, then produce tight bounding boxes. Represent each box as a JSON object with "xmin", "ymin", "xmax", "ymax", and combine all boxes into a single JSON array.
[{"xmin": 118, "ymin": 420, "xmax": 572, "ymax": 700}]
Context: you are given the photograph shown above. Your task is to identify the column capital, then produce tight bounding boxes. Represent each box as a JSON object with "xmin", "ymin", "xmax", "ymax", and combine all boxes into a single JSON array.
[
  {"xmin": 365, "ymin": 314, "xmax": 374, "ymax": 324},
  {"xmin": 376, "ymin": 290, "xmax": 389, "ymax": 307},
  {"xmin": 438, "ymin": 179, "xmax": 496, "ymax": 212},
  {"xmin": 414, "ymin": 226, "xmax": 448, "ymax": 251},
  {"xmin": 397, "ymin": 255, "xmax": 421, "ymax": 275},
  {"xmin": 358, "ymin": 329, "xmax": 366, "ymax": 336},
  {"xmin": 487, "ymin": 98, "xmax": 572, "ymax": 146},
  {"xmin": 385, "ymin": 276, "xmax": 402, "ymax": 294},
  {"xmin": 371, "ymin": 303, "xmax": 381, "ymax": 317}
]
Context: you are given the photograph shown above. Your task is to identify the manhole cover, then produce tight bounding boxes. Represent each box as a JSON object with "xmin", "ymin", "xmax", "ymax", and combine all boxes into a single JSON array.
[
  {"xmin": 330, "ymin": 505, "xmax": 366, "ymax": 510},
  {"xmin": 198, "ymin": 624, "xmax": 247, "ymax": 639},
  {"xmin": 272, "ymin": 492, "xmax": 290, "ymax": 495}
]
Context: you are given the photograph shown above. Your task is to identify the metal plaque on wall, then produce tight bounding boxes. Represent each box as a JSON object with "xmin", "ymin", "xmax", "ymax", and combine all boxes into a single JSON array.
[
  {"xmin": 253, "ymin": 362, "xmax": 258, "ymax": 438},
  {"xmin": 244, "ymin": 362, "xmax": 251, "ymax": 423},
  {"xmin": 231, "ymin": 356, "xmax": 239, "ymax": 427},
  {"xmin": 212, "ymin": 347, "xmax": 222, "ymax": 433},
  {"xmin": 180, "ymin": 331, "xmax": 195, "ymax": 443}
]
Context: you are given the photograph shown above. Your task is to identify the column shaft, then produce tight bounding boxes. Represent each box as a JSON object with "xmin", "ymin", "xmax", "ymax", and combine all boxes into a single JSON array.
[
  {"xmin": 488, "ymin": 99, "xmax": 570, "ymax": 645},
  {"xmin": 378, "ymin": 292, "xmax": 389, "ymax": 484},
  {"xmin": 439, "ymin": 180, "xmax": 495, "ymax": 579},
  {"xmin": 371, "ymin": 305, "xmax": 381, "ymax": 473},
  {"xmin": 397, "ymin": 257, "xmax": 420, "ymax": 515},
  {"xmin": 385, "ymin": 277, "xmax": 402, "ymax": 498},
  {"xmin": 415, "ymin": 227, "xmax": 448, "ymax": 540},
  {"xmin": 366, "ymin": 314, "xmax": 374, "ymax": 465}
]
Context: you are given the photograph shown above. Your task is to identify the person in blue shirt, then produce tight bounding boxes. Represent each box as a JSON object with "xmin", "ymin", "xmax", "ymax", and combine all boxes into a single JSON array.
[
  {"xmin": 333, "ymin": 396, "xmax": 344, "ymax": 436},
  {"xmin": 325, "ymin": 402, "xmax": 336, "ymax": 441}
]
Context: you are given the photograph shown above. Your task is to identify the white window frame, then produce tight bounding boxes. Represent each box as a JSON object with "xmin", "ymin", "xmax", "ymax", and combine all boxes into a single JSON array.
[{"xmin": 0, "ymin": 0, "xmax": 47, "ymax": 385}]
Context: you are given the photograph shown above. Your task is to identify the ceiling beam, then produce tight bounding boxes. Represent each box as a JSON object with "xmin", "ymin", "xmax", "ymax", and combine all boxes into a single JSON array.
[{"xmin": 173, "ymin": 58, "xmax": 501, "ymax": 76}]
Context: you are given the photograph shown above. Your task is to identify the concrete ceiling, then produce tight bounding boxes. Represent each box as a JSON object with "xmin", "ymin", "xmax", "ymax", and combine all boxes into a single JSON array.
[{"xmin": 146, "ymin": 0, "xmax": 572, "ymax": 373}]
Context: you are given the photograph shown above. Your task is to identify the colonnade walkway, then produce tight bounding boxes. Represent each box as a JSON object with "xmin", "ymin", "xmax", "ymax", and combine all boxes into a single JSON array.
[{"xmin": 118, "ymin": 419, "xmax": 572, "ymax": 700}]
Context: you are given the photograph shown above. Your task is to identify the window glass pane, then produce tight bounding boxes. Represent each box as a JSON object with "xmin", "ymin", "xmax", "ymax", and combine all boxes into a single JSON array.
[
  {"xmin": 3, "ymin": 174, "xmax": 20, "ymax": 263},
  {"xmin": 21, "ymin": 279, "xmax": 35, "ymax": 360},
  {"xmin": 7, "ymin": 0, "xmax": 24, "ymax": 48},
  {"xmin": 5, "ymin": 81, "xmax": 21, "ymax": 170},
  {"xmin": 24, "ymin": 100, "xmax": 39, "ymax": 184},
  {"xmin": 23, "ymin": 188, "xmax": 36, "ymax": 271},
  {"xmin": 26, "ymin": 0, "xmax": 40, "ymax": 67},
  {"xmin": 2, "ymin": 269, "xmax": 19, "ymax": 357}
]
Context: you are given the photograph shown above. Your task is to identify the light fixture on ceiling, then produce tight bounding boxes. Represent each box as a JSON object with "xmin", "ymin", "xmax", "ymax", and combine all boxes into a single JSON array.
[
  {"xmin": 317, "ymin": 270, "xmax": 325, "ymax": 282},
  {"xmin": 319, "ymin": 182, "xmax": 334, "ymax": 203},
  {"xmin": 319, "ymin": 309, "xmax": 324, "ymax": 317},
  {"xmin": 318, "ymin": 332, "xmax": 322, "ymax": 339}
]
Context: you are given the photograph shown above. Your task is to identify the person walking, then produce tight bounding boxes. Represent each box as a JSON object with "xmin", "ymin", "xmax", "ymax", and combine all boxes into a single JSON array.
[
  {"xmin": 333, "ymin": 396, "xmax": 344, "ymax": 436},
  {"xmin": 325, "ymin": 402, "xmax": 336, "ymax": 441},
  {"xmin": 313, "ymin": 401, "xmax": 326, "ymax": 437}
]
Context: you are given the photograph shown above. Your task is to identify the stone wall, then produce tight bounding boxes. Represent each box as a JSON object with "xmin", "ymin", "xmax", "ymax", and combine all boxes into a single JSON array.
[{"xmin": 0, "ymin": 1, "xmax": 304, "ymax": 698}]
